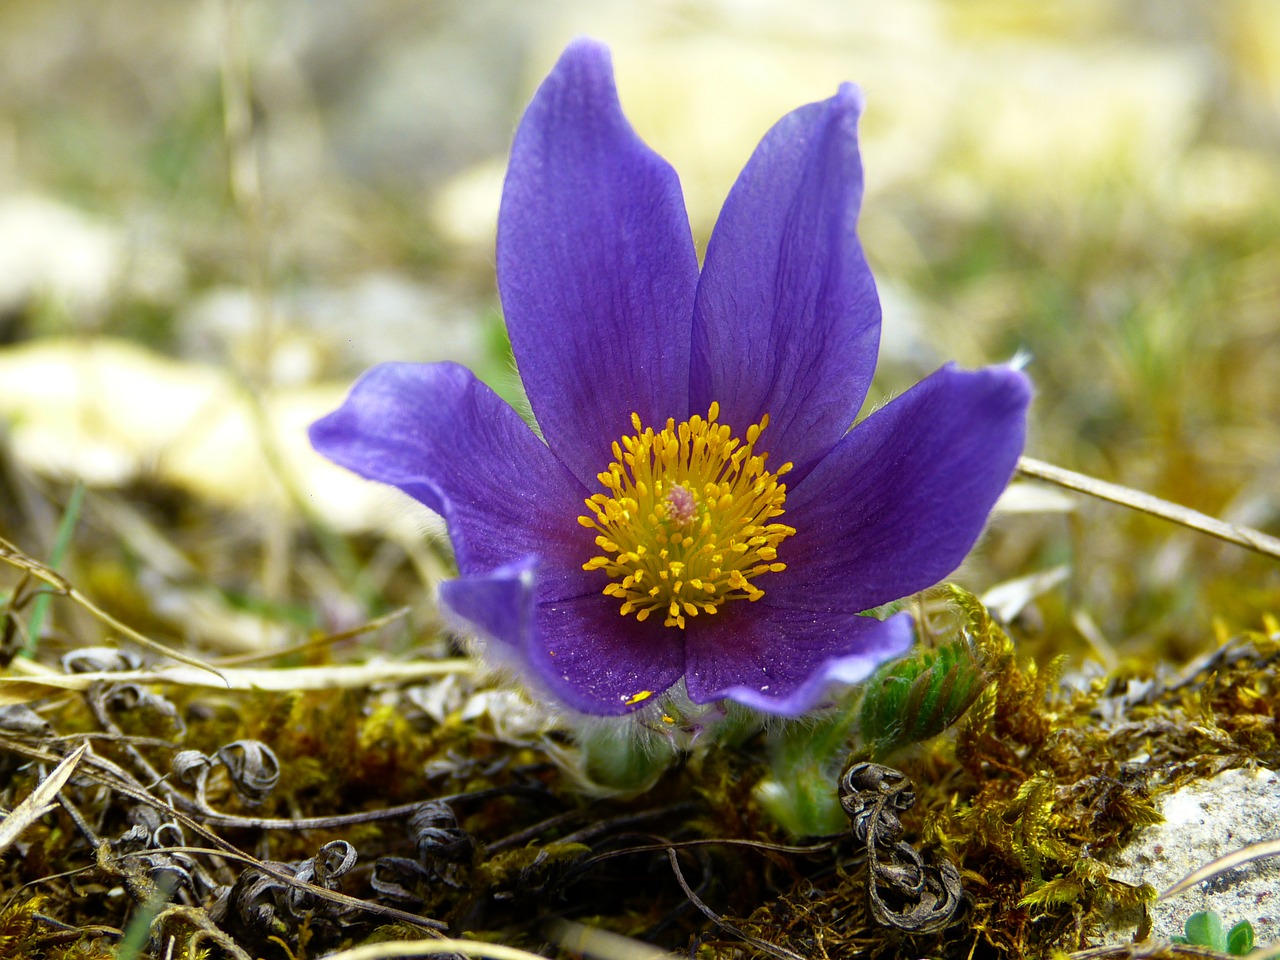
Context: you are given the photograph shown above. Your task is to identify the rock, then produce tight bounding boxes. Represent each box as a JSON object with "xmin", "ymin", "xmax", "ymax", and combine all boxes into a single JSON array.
[{"xmin": 1106, "ymin": 766, "xmax": 1280, "ymax": 945}]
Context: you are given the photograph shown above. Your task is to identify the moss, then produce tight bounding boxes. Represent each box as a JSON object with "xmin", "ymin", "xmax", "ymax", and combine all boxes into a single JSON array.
[
  {"xmin": 719, "ymin": 590, "xmax": 1279, "ymax": 959},
  {"xmin": 3, "ymin": 585, "xmax": 1278, "ymax": 958}
]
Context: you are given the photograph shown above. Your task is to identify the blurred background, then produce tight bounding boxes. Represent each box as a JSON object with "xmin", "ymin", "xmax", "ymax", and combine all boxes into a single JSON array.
[{"xmin": 1, "ymin": 0, "xmax": 1277, "ymax": 667}]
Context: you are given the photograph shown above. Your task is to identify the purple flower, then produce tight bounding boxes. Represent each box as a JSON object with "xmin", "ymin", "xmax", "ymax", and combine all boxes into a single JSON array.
[{"xmin": 310, "ymin": 39, "xmax": 1031, "ymax": 717}]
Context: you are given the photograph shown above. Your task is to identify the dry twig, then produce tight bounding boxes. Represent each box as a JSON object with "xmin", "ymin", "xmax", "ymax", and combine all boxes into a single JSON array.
[
  {"xmin": 0, "ymin": 742, "xmax": 88, "ymax": 855},
  {"xmin": 0, "ymin": 535, "xmax": 227, "ymax": 680},
  {"xmin": 1158, "ymin": 836, "xmax": 1280, "ymax": 901},
  {"xmin": 1017, "ymin": 457, "xmax": 1280, "ymax": 561}
]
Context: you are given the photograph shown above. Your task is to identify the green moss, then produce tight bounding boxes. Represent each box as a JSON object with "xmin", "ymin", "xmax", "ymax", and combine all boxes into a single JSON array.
[
  {"xmin": 4, "ymin": 578, "xmax": 1278, "ymax": 959},
  {"xmin": 720, "ymin": 591, "xmax": 1280, "ymax": 959}
]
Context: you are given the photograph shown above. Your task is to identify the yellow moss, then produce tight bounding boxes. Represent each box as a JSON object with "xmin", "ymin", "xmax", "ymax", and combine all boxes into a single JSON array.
[
  {"xmin": 1019, "ymin": 877, "xmax": 1083, "ymax": 908},
  {"xmin": 6, "ymin": 572, "xmax": 1276, "ymax": 960},
  {"xmin": 357, "ymin": 699, "xmax": 412, "ymax": 752},
  {"xmin": 724, "ymin": 592, "xmax": 1276, "ymax": 958},
  {"xmin": 0, "ymin": 896, "xmax": 46, "ymax": 955}
]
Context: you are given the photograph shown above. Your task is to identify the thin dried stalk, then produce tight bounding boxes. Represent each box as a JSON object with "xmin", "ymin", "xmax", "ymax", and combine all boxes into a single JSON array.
[
  {"xmin": 666, "ymin": 848, "xmax": 807, "ymax": 960},
  {"xmin": 321, "ymin": 939, "xmax": 552, "ymax": 960},
  {"xmin": 1159, "ymin": 836, "xmax": 1280, "ymax": 901},
  {"xmin": 543, "ymin": 918, "xmax": 678, "ymax": 960},
  {"xmin": 0, "ymin": 733, "xmax": 449, "ymax": 933},
  {"xmin": 0, "ymin": 659, "xmax": 471, "ymax": 707},
  {"xmin": 0, "ymin": 535, "xmax": 226, "ymax": 681},
  {"xmin": 213, "ymin": 605, "xmax": 413, "ymax": 665},
  {"xmin": 1017, "ymin": 457, "xmax": 1280, "ymax": 561},
  {"xmin": 0, "ymin": 742, "xmax": 88, "ymax": 854},
  {"xmin": 1070, "ymin": 944, "xmax": 1263, "ymax": 958},
  {"xmin": 150, "ymin": 904, "xmax": 256, "ymax": 960}
]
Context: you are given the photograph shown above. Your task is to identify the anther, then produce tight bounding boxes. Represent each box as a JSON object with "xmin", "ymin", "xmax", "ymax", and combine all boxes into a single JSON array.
[{"xmin": 577, "ymin": 405, "xmax": 794, "ymax": 629}]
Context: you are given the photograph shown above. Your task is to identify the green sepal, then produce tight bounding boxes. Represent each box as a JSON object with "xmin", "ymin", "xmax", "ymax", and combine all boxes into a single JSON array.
[
  {"xmin": 754, "ymin": 687, "xmax": 866, "ymax": 837},
  {"xmin": 577, "ymin": 723, "xmax": 679, "ymax": 793},
  {"xmin": 754, "ymin": 714, "xmax": 856, "ymax": 837},
  {"xmin": 857, "ymin": 586, "xmax": 1012, "ymax": 762}
]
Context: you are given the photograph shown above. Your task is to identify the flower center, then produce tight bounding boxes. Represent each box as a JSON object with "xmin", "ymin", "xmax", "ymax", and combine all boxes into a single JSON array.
[{"xmin": 578, "ymin": 402, "xmax": 795, "ymax": 629}]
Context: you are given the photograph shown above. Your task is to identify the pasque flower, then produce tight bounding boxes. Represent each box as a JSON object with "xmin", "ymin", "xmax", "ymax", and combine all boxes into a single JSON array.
[{"xmin": 311, "ymin": 40, "xmax": 1030, "ymax": 717}]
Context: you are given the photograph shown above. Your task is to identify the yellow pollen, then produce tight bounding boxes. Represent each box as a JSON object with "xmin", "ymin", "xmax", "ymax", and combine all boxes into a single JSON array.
[{"xmin": 578, "ymin": 402, "xmax": 795, "ymax": 629}]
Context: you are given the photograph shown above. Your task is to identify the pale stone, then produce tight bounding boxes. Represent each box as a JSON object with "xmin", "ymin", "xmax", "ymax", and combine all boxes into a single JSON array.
[
  {"xmin": 1106, "ymin": 766, "xmax": 1280, "ymax": 945},
  {"xmin": 0, "ymin": 336, "xmax": 440, "ymax": 540}
]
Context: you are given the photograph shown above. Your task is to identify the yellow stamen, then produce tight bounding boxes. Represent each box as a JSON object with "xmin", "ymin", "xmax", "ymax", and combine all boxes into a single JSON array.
[{"xmin": 579, "ymin": 403, "xmax": 795, "ymax": 629}]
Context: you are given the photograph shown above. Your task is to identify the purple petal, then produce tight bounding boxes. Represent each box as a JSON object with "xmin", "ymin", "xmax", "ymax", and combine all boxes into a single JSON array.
[
  {"xmin": 442, "ymin": 564, "xmax": 685, "ymax": 716},
  {"xmin": 690, "ymin": 83, "xmax": 880, "ymax": 485},
  {"xmin": 309, "ymin": 362, "xmax": 594, "ymax": 603},
  {"xmin": 530, "ymin": 594, "xmax": 686, "ymax": 715},
  {"xmin": 768, "ymin": 364, "xmax": 1031, "ymax": 614},
  {"xmin": 438, "ymin": 556, "xmax": 538, "ymax": 656},
  {"xmin": 498, "ymin": 38, "xmax": 699, "ymax": 486},
  {"xmin": 684, "ymin": 605, "xmax": 914, "ymax": 714}
]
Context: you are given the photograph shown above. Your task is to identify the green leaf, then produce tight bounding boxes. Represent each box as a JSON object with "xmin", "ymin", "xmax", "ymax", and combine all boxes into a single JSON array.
[
  {"xmin": 1227, "ymin": 919, "xmax": 1255, "ymax": 955},
  {"xmin": 23, "ymin": 481, "xmax": 85, "ymax": 658},
  {"xmin": 1183, "ymin": 911, "xmax": 1227, "ymax": 952}
]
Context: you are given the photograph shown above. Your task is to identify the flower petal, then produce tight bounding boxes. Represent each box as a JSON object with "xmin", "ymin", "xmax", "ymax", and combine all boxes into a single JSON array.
[
  {"xmin": 769, "ymin": 364, "xmax": 1031, "ymax": 613},
  {"xmin": 690, "ymin": 83, "xmax": 880, "ymax": 484},
  {"xmin": 438, "ymin": 555, "xmax": 538, "ymax": 656},
  {"xmin": 441, "ymin": 563, "xmax": 685, "ymax": 716},
  {"xmin": 531, "ymin": 594, "xmax": 686, "ymax": 715},
  {"xmin": 309, "ymin": 362, "xmax": 594, "ymax": 603},
  {"xmin": 684, "ymin": 604, "xmax": 914, "ymax": 714},
  {"xmin": 498, "ymin": 38, "xmax": 699, "ymax": 485}
]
